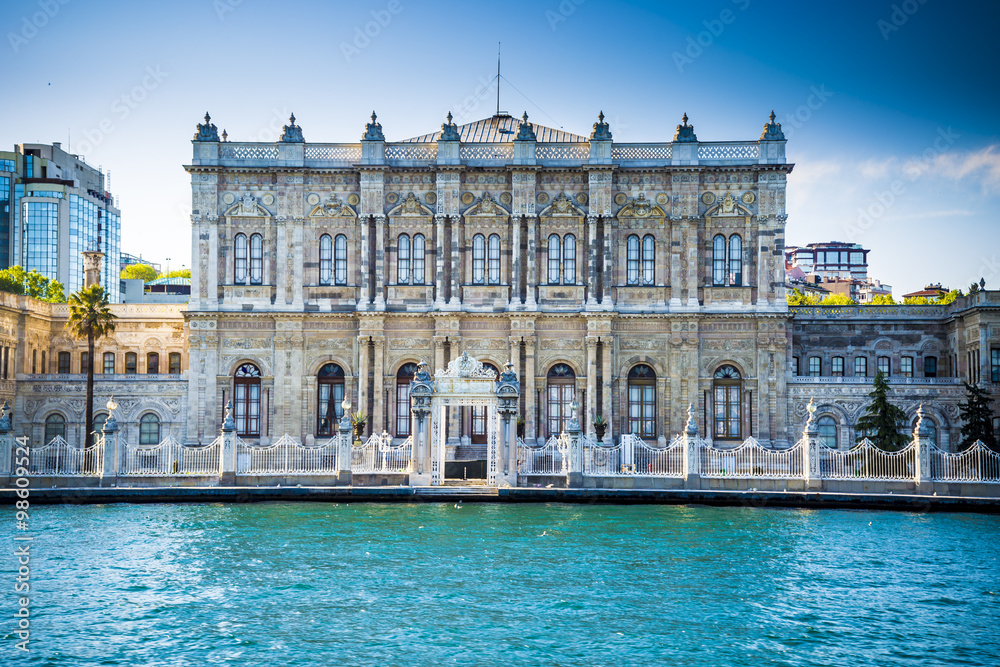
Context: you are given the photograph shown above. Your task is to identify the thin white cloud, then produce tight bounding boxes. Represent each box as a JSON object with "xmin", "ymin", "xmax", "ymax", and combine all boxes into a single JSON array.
[{"xmin": 930, "ymin": 145, "xmax": 1000, "ymax": 195}]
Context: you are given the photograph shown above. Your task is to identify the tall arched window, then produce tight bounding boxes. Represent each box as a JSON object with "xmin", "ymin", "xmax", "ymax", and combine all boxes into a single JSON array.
[
  {"xmin": 316, "ymin": 363, "xmax": 345, "ymax": 436},
  {"xmin": 713, "ymin": 235, "xmax": 726, "ymax": 286},
  {"xmin": 44, "ymin": 414, "xmax": 66, "ymax": 443},
  {"xmin": 563, "ymin": 235, "xmax": 576, "ymax": 284},
  {"xmin": 319, "ymin": 234, "xmax": 333, "ymax": 285},
  {"xmin": 546, "ymin": 363, "xmax": 576, "ymax": 437},
  {"xmin": 398, "ymin": 234, "xmax": 411, "ymax": 284},
  {"xmin": 234, "ymin": 363, "xmax": 261, "ymax": 437},
  {"xmin": 642, "ymin": 235, "xmax": 655, "ymax": 285},
  {"xmin": 234, "ymin": 233, "xmax": 248, "ymax": 283},
  {"xmin": 147, "ymin": 352, "xmax": 159, "ymax": 375},
  {"xmin": 413, "ymin": 234, "xmax": 425, "ymax": 284},
  {"xmin": 626, "ymin": 235, "xmax": 640, "ymax": 285},
  {"xmin": 627, "ymin": 364, "xmax": 656, "ymax": 439},
  {"xmin": 396, "ymin": 363, "xmax": 418, "ymax": 437},
  {"xmin": 547, "ymin": 234, "xmax": 561, "ymax": 284},
  {"xmin": 729, "ymin": 234, "xmax": 742, "ymax": 286},
  {"xmin": 472, "ymin": 234, "xmax": 485, "ymax": 284},
  {"xmin": 713, "ymin": 365, "xmax": 742, "ymax": 440},
  {"xmin": 139, "ymin": 413, "xmax": 161, "ymax": 445},
  {"xmin": 334, "ymin": 234, "xmax": 348, "ymax": 285},
  {"xmin": 488, "ymin": 234, "xmax": 501, "ymax": 285},
  {"xmin": 471, "ymin": 363, "xmax": 499, "ymax": 444},
  {"xmin": 249, "ymin": 233, "xmax": 263, "ymax": 284},
  {"xmin": 818, "ymin": 416, "xmax": 837, "ymax": 448}
]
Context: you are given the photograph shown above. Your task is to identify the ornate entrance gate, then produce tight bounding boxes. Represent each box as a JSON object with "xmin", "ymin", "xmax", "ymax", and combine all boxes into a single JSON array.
[{"xmin": 408, "ymin": 353, "xmax": 519, "ymax": 487}]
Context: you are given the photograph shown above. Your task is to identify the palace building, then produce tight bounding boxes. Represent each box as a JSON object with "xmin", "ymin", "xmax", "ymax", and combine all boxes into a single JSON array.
[{"xmin": 3, "ymin": 110, "xmax": 998, "ymax": 460}]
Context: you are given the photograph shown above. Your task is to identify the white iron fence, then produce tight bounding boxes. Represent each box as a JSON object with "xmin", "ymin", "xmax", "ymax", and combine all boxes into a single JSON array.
[
  {"xmin": 175, "ymin": 436, "xmax": 222, "ymax": 475},
  {"xmin": 22, "ymin": 435, "xmax": 103, "ymax": 476},
  {"xmin": 820, "ymin": 439, "xmax": 914, "ymax": 481},
  {"xmin": 931, "ymin": 441, "xmax": 1000, "ymax": 483},
  {"xmin": 120, "ymin": 436, "xmax": 183, "ymax": 476},
  {"xmin": 583, "ymin": 434, "xmax": 686, "ymax": 477},
  {"xmin": 517, "ymin": 435, "xmax": 569, "ymax": 476},
  {"xmin": 700, "ymin": 437, "xmax": 804, "ymax": 479},
  {"xmin": 351, "ymin": 433, "xmax": 412, "ymax": 474},
  {"xmin": 237, "ymin": 434, "xmax": 341, "ymax": 475}
]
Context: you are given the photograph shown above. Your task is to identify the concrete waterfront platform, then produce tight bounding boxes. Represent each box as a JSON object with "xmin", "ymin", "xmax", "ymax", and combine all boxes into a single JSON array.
[{"xmin": 2, "ymin": 485, "xmax": 1000, "ymax": 513}]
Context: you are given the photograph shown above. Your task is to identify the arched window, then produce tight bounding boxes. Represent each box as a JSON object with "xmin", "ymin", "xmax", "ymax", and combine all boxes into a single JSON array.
[
  {"xmin": 234, "ymin": 233, "xmax": 248, "ymax": 283},
  {"xmin": 395, "ymin": 363, "xmax": 418, "ymax": 437},
  {"xmin": 546, "ymin": 363, "xmax": 576, "ymax": 437},
  {"xmin": 316, "ymin": 363, "xmax": 345, "ymax": 436},
  {"xmin": 319, "ymin": 234, "xmax": 333, "ymax": 285},
  {"xmin": 125, "ymin": 352, "xmax": 137, "ymax": 374},
  {"xmin": 818, "ymin": 416, "xmax": 837, "ymax": 448},
  {"xmin": 93, "ymin": 412, "xmax": 108, "ymax": 433},
  {"xmin": 249, "ymin": 233, "xmax": 263, "ymax": 284},
  {"xmin": 914, "ymin": 417, "xmax": 937, "ymax": 447},
  {"xmin": 488, "ymin": 234, "xmax": 501, "ymax": 285},
  {"xmin": 563, "ymin": 235, "xmax": 576, "ymax": 284},
  {"xmin": 44, "ymin": 414, "xmax": 66, "ymax": 443},
  {"xmin": 334, "ymin": 234, "xmax": 348, "ymax": 285},
  {"xmin": 713, "ymin": 235, "xmax": 726, "ymax": 286},
  {"xmin": 729, "ymin": 235, "xmax": 742, "ymax": 286},
  {"xmin": 234, "ymin": 363, "xmax": 261, "ymax": 437},
  {"xmin": 413, "ymin": 234, "xmax": 425, "ymax": 285},
  {"xmin": 147, "ymin": 352, "xmax": 159, "ymax": 375},
  {"xmin": 472, "ymin": 234, "xmax": 485, "ymax": 284},
  {"xmin": 139, "ymin": 413, "xmax": 161, "ymax": 445},
  {"xmin": 713, "ymin": 365, "xmax": 742, "ymax": 440},
  {"xmin": 642, "ymin": 235, "xmax": 655, "ymax": 285},
  {"xmin": 626, "ymin": 235, "xmax": 640, "ymax": 285},
  {"xmin": 471, "ymin": 363, "xmax": 500, "ymax": 444},
  {"xmin": 398, "ymin": 234, "xmax": 411, "ymax": 284},
  {"xmin": 627, "ymin": 364, "xmax": 656, "ymax": 439},
  {"xmin": 169, "ymin": 352, "xmax": 181, "ymax": 374},
  {"xmin": 547, "ymin": 234, "xmax": 561, "ymax": 284},
  {"xmin": 32, "ymin": 349, "xmax": 37, "ymax": 374}
]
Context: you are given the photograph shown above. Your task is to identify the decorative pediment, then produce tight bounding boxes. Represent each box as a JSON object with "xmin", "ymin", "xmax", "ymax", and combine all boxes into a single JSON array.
[
  {"xmin": 435, "ymin": 351, "xmax": 498, "ymax": 379},
  {"xmin": 616, "ymin": 193, "xmax": 666, "ymax": 219},
  {"xmin": 309, "ymin": 194, "xmax": 356, "ymax": 218},
  {"xmin": 464, "ymin": 192, "xmax": 509, "ymax": 218},
  {"xmin": 705, "ymin": 193, "xmax": 752, "ymax": 217},
  {"xmin": 224, "ymin": 193, "xmax": 270, "ymax": 217},
  {"xmin": 387, "ymin": 192, "xmax": 434, "ymax": 217},
  {"xmin": 538, "ymin": 192, "xmax": 585, "ymax": 218}
]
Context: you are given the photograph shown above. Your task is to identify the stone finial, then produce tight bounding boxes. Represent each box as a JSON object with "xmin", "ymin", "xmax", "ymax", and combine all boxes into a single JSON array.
[
  {"xmin": 438, "ymin": 111, "xmax": 461, "ymax": 141},
  {"xmin": 222, "ymin": 399, "xmax": 236, "ymax": 432},
  {"xmin": 103, "ymin": 395, "xmax": 120, "ymax": 432},
  {"xmin": 0, "ymin": 400, "xmax": 11, "ymax": 433},
  {"xmin": 804, "ymin": 397, "xmax": 818, "ymax": 436},
  {"xmin": 759, "ymin": 109, "xmax": 786, "ymax": 141},
  {"xmin": 685, "ymin": 403, "xmax": 698, "ymax": 435},
  {"xmin": 280, "ymin": 113, "xmax": 305, "ymax": 143},
  {"xmin": 672, "ymin": 112, "xmax": 697, "ymax": 142},
  {"xmin": 914, "ymin": 404, "xmax": 933, "ymax": 439},
  {"xmin": 590, "ymin": 110, "xmax": 613, "ymax": 141},
  {"xmin": 221, "ymin": 129, "xmax": 228, "ymax": 142},
  {"xmin": 362, "ymin": 111, "xmax": 385, "ymax": 141},
  {"xmin": 193, "ymin": 111, "xmax": 220, "ymax": 142},
  {"xmin": 515, "ymin": 111, "xmax": 536, "ymax": 142}
]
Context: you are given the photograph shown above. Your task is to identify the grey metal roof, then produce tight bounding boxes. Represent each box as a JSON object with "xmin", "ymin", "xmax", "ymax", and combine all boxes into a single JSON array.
[{"xmin": 400, "ymin": 114, "xmax": 588, "ymax": 144}]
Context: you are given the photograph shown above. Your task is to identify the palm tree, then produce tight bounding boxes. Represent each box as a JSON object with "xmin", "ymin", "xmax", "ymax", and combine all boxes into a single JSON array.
[{"xmin": 66, "ymin": 284, "xmax": 117, "ymax": 449}]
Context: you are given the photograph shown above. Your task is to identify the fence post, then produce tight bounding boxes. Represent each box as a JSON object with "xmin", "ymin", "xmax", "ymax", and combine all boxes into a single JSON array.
[
  {"xmin": 220, "ymin": 400, "xmax": 237, "ymax": 485},
  {"xmin": 802, "ymin": 398, "xmax": 821, "ymax": 490},
  {"xmin": 683, "ymin": 404, "xmax": 700, "ymax": 489},
  {"xmin": 100, "ymin": 399, "xmax": 120, "ymax": 487},
  {"xmin": 567, "ymin": 400, "xmax": 583, "ymax": 487},
  {"xmin": 338, "ymin": 398, "xmax": 353, "ymax": 486},
  {"xmin": 913, "ymin": 404, "xmax": 932, "ymax": 489},
  {"xmin": 0, "ymin": 401, "xmax": 13, "ymax": 484}
]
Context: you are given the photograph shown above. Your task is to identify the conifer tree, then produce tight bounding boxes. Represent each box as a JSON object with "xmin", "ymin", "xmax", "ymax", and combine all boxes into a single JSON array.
[
  {"xmin": 957, "ymin": 382, "xmax": 996, "ymax": 451},
  {"xmin": 854, "ymin": 371, "xmax": 910, "ymax": 451}
]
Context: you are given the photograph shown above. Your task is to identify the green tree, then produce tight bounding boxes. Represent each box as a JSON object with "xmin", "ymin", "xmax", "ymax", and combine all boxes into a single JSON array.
[
  {"xmin": 161, "ymin": 268, "xmax": 191, "ymax": 279},
  {"xmin": 0, "ymin": 265, "xmax": 65, "ymax": 302},
  {"xmin": 870, "ymin": 294, "xmax": 896, "ymax": 305},
  {"xmin": 957, "ymin": 382, "xmax": 995, "ymax": 451},
  {"xmin": 819, "ymin": 293, "xmax": 856, "ymax": 305},
  {"xmin": 903, "ymin": 296, "xmax": 931, "ymax": 305},
  {"xmin": 120, "ymin": 264, "xmax": 159, "ymax": 282},
  {"xmin": 66, "ymin": 285, "xmax": 118, "ymax": 449},
  {"xmin": 786, "ymin": 288, "xmax": 820, "ymax": 306},
  {"xmin": 854, "ymin": 371, "xmax": 910, "ymax": 451},
  {"xmin": 936, "ymin": 289, "xmax": 962, "ymax": 305}
]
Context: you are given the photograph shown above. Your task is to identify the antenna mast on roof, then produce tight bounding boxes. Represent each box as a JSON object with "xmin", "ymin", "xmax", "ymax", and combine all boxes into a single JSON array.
[{"xmin": 496, "ymin": 42, "xmax": 501, "ymax": 116}]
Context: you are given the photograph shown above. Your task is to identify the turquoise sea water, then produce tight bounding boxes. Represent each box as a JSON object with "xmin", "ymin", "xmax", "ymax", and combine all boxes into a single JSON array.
[{"xmin": 2, "ymin": 502, "xmax": 999, "ymax": 666}]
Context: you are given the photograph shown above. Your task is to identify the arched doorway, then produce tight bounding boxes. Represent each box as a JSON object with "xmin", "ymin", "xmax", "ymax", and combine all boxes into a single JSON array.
[
  {"xmin": 234, "ymin": 363, "xmax": 261, "ymax": 437},
  {"xmin": 316, "ymin": 363, "xmax": 345, "ymax": 437},
  {"xmin": 470, "ymin": 363, "xmax": 499, "ymax": 444},
  {"xmin": 546, "ymin": 363, "xmax": 576, "ymax": 437},
  {"xmin": 395, "ymin": 363, "xmax": 418, "ymax": 437},
  {"xmin": 627, "ymin": 364, "xmax": 656, "ymax": 439},
  {"xmin": 713, "ymin": 365, "xmax": 742, "ymax": 441}
]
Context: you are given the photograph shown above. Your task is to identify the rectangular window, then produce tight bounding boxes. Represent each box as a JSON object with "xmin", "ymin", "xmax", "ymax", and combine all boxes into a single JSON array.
[
  {"xmin": 125, "ymin": 352, "xmax": 137, "ymax": 374},
  {"xmin": 147, "ymin": 352, "xmax": 159, "ymax": 374},
  {"xmin": 855, "ymin": 356, "xmax": 867, "ymax": 377},
  {"xmin": 169, "ymin": 352, "xmax": 181, "ymax": 374},
  {"xmin": 992, "ymin": 349, "xmax": 999, "ymax": 383},
  {"xmin": 103, "ymin": 352, "xmax": 115, "ymax": 375},
  {"xmin": 924, "ymin": 356, "xmax": 937, "ymax": 378},
  {"xmin": 832, "ymin": 356, "xmax": 844, "ymax": 377},
  {"xmin": 395, "ymin": 382, "xmax": 411, "ymax": 437},
  {"xmin": 877, "ymin": 356, "xmax": 891, "ymax": 376},
  {"xmin": 792, "ymin": 356, "xmax": 799, "ymax": 376},
  {"xmin": 808, "ymin": 356, "xmax": 821, "ymax": 377},
  {"xmin": 80, "ymin": 352, "xmax": 88, "ymax": 374},
  {"xmin": 901, "ymin": 356, "xmax": 913, "ymax": 378}
]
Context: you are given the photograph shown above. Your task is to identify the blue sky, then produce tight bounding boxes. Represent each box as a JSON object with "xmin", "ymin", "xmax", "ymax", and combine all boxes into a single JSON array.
[{"xmin": 3, "ymin": 0, "xmax": 998, "ymax": 293}]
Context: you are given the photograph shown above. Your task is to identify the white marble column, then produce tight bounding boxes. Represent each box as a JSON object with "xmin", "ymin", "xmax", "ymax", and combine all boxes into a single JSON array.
[
  {"xmin": 585, "ymin": 336, "xmax": 598, "ymax": 437},
  {"xmin": 434, "ymin": 214, "xmax": 446, "ymax": 308},
  {"xmin": 509, "ymin": 216, "xmax": 522, "ymax": 308},
  {"xmin": 373, "ymin": 216, "xmax": 386, "ymax": 311},
  {"xmin": 359, "ymin": 217, "xmax": 371, "ymax": 310},
  {"xmin": 448, "ymin": 216, "xmax": 461, "ymax": 308},
  {"xmin": 586, "ymin": 215, "xmax": 599, "ymax": 308},
  {"xmin": 525, "ymin": 216, "xmax": 538, "ymax": 308}
]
